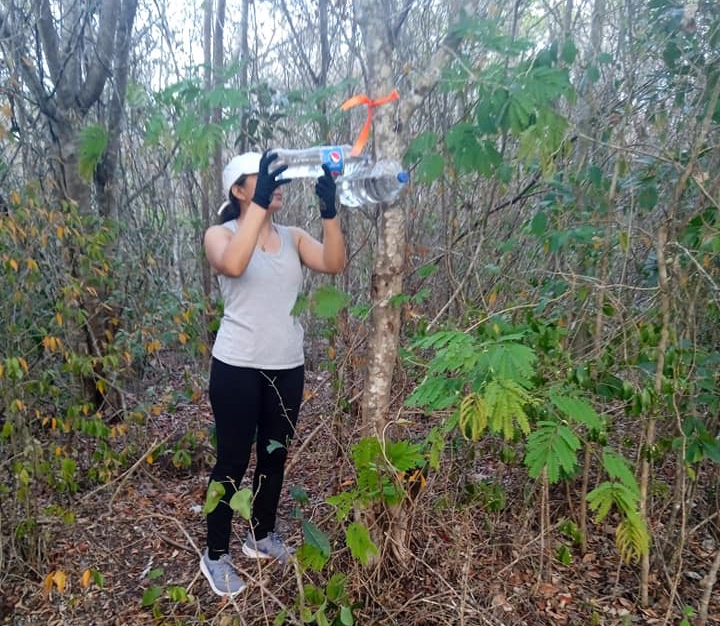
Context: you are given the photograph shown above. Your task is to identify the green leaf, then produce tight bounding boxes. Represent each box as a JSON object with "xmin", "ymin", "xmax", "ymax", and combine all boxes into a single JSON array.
[
  {"xmin": 302, "ymin": 519, "xmax": 331, "ymax": 557},
  {"xmin": 616, "ymin": 513, "xmax": 650, "ymax": 564},
  {"xmin": 165, "ymin": 585, "xmax": 189, "ymax": 602},
  {"xmin": 484, "ymin": 341, "xmax": 537, "ymax": 383},
  {"xmin": 148, "ymin": 567, "xmax": 164, "ymax": 580},
  {"xmin": 405, "ymin": 130, "xmax": 438, "ymax": 159},
  {"xmin": 326, "ymin": 573, "xmax": 347, "ymax": 602},
  {"xmin": 602, "ymin": 451, "xmax": 639, "ymax": 497},
  {"xmin": 530, "ymin": 211, "xmax": 549, "ymax": 236},
  {"xmin": 525, "ymin": 420, "xmax": 580, "ymax": 482},
  {"xmin": 346, "ymin": 522, "xmax": 378, "ymax": 565},
  {"xmin": 78, "ymin": 124, "xmax": 108, "ymax": 181},
  {"xmin": 556, "ymin": 543, "xmax": 573, "ymax": 565},
  {"xmin": 273, "ymin": 609, "xmax": 288, "ymax": 625},
  {"xmin": 229, "ymin": 487, "xmax": 253, "ymax": 520},
  {"xmin": 485, "ymin": 378, "xmax": 536, "ymax": 439},
  {"xmin": 586, "ymin": 66, "xmax": 600, "ymax": 83},
  {"xmin": 404, "ymin": 376, "xmax": 462, "ymax": 410},
  {"xmin": 587, "ymin": 480, "xmax": 639, "ymax": 520},
  {"xmin": 312, "ymin": 285, "xmax": 350, "ymax": 319},
  {"xmin": 415, "ymin": 153, "xmax": 445, "ymax": 184},
  {"xmin": 549, "ymin": 391, "xmax": 603, "ymax": 430},
  {"xmin": 561, "ymin": 39, "xmax": 577, "ymax": 64},
  {"xmin": 384, "ymin": 440, "xmax": 424, "ymax": 472},
  {"xmin": 326, "ymin": 491, "xmax": 354, "ymax": 520},
  {"xmin": 296, "ymin": 542, "xmax": 329, "ymax": 572},
  {"xmin": 267, "ymin": 439, "xmax": 285, "ymax": 454},
  {"xmin": 340, "ymin": 606, "xmax": 354, "ymax": 626},
  {"xmin": 202, "ymin": 480, "xmax": 225, "ymax": 514},
  {"xmin": 417, "ymin": 263, "xmax": 438, "ymax": 278},
  {"xmin": 291, "ymin": 293, "xmax": 310, "ymax": 316},
  {"xmin": 141, "ymin": 585, "xmax": 163, "ymax": 607},
  {"xmin": 290, "ymin": 486, "xmax": 310, "ymax": 505}
]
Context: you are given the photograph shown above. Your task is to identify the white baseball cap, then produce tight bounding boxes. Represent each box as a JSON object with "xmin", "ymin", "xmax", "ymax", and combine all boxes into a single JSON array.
[
  {"xmin": 222, "ymin": 152, "xmax": 262, "ymax": 197},
  {"xmin": 218, "ymin": 152, "xmax": 262, "ymax": 214}
]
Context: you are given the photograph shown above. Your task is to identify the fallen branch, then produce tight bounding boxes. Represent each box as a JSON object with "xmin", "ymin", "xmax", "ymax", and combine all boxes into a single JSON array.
[{"xmin": 698, "ymin": 547, "xmax": 720, "ymax": 626}]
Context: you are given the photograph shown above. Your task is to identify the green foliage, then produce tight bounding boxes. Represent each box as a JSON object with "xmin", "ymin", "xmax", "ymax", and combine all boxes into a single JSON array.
[
  {"xmin": 229, "ymin": 487, "xmax": 253, "ymax": 520},
  {"xmin": 275, "ymin": 574, "xmax": 358, "ymax": 626},
  {"xmin": 587, "ymin": 451, "xmax": 650, "ymax": 564},
  {"xmin": 302, "ymin": 519, "xmax": 332, "ymax": 563},
  {"xmin": 346, "ymin": 522, "xmax": 379, "ymax": 566},
  {"xmin": 406, "ymin": 329, "xmax": 540, "ymax": 440},
  {"xmin": 202, "ymin": 480, "xmax": 226, "ymax": 515},
  {"xmin": 77, "ymin": 124, "xmax": 108, "ymax": 181},
  {"xmin": 525, "ymin": 420, "xmax": 580, "ymax": 483},
  {"xmin": 484, "ymin": 379, "xmax": 535, "ymax": 439},
  {"xmin": 292, "ymin": 286, "xmax": 351, "ymax": 321}
]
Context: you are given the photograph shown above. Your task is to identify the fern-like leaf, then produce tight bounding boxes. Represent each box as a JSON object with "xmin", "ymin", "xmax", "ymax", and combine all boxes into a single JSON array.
[
  {"xmin": 587, "ymin": 481, "xmax": 639, "ymax": 521},
  {"xmin": 602, "ymin": 450, "xmax": 640, "ymax": 498},
  {"xmin": 458, "ymin": 392, "xmax": 488, "ymax": 440},
  {"xmin": 485, "ymin": 378, "xmax": 536, "ymax": 440},
  {"xmin": 524, "ymin": 420, "xmax": 580, "ymax": 483},
  {"xmin": 549, "ymin": 390, "xmax": 603, "ymax": 430},
  {"xmin": 481, "ymin": 341, "xmax": 537, "ymax": 385},
  {"xmin": 616, "ymin": 514, "xmax": 650, "ymax": 564},
  {"xmin": 78, "ymin": 124, "xmax": 108, "ymax": 181},
  {"xmin": 405, "ymin": 375, "xmax": 462, "ymax": 410}
]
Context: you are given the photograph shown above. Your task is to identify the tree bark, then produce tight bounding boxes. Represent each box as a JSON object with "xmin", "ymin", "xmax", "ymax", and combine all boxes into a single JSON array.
[{"xmin": 354, "ymin": 0, "xmax": 406, "ymax": 439}]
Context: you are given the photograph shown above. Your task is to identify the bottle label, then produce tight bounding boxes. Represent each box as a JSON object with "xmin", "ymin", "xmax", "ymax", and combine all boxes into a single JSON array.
[{"xmin": 321, "ymin": 147, "xmax": 345, "ymax": 177}]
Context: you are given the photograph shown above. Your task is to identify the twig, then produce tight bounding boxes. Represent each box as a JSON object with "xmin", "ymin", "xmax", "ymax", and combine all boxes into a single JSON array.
[
  {"xmin": 80, "ymin": 436, "xmax": 166, "ymax": 509},
  {"xmin": 689, "ymin": 511, "xmax": 719, "ymax": 537},
  {"xmin": 495, "ymin": 519, "xmax": 564, "ymax": 577},
  {"xmin": 698, "ymin": 547, "xmax": 720, "ymax": 626}
]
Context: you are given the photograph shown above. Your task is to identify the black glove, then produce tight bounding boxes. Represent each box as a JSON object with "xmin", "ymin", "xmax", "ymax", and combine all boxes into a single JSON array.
[
  {"xmin": 315, "ymin": 164, "xmax": 337, "ymax": 219},
  {"xmin": 252, "ymin": 151, "xmax": 291, "ymax": 209}
]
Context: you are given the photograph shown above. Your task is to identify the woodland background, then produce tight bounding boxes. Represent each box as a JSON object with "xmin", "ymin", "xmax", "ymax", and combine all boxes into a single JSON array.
[{"xmin": 1, "ymin": 0, "xmax": 719, "ymax": 624}]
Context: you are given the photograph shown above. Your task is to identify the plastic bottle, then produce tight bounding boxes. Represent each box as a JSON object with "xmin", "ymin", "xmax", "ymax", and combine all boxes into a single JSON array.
[
  {"xmin": 337, "ymin": 159, "xmax": 410, "ymax": 207},
  {"xmin": 269, "ymin": 145, "xmax": 368, "ymax": 179}
]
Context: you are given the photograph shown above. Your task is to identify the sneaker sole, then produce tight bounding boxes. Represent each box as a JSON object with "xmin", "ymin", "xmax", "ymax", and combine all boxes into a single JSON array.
[{"xmin": 199, "ymin": 557, "xmax": 246, "ymax": 596}]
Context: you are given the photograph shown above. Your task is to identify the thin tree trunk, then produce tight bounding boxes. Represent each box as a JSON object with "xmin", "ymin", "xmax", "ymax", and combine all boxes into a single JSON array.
[{"xmin": 639, "ymin": 225, "xmax": 669, "ymax": 606}]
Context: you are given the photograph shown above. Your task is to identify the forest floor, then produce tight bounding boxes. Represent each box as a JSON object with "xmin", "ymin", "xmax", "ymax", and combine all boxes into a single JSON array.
[{"xmin": 1, "ymin": 365, "xmax": 719, "ymax": 626}]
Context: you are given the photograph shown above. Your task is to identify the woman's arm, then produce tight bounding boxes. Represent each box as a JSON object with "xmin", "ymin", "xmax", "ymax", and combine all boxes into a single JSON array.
[
  {"xmin": 203, "ymin": 205, "xmax": 266, "ymax": 276},
  {"xmin": 295, "ymin": 218, "xmax": 346, "ymax": 274},
  {"xmin": 297, "ymin": 166, "xmax": 346, "ymax": 274}
]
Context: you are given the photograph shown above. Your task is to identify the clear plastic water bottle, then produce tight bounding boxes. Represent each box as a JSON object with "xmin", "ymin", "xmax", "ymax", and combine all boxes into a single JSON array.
[
  {"xmin": 337, "ymin": 159, "xmax": 410, "ymax": 207},
  {"xmin": 270, "ymin": 145, "xmax": 368, "ymax": 179}
]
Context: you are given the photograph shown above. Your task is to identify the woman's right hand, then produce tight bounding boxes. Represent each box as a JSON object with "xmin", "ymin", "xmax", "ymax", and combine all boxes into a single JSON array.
[{"xmin": 252, "ymin": 151, "xmax": 291, "ymax": 209}]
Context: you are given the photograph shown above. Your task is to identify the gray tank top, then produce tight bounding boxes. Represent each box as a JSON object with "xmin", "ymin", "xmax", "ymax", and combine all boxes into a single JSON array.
[{"xmin": 211, "ymin": 221, "xmax": 304, "ymax": 369}]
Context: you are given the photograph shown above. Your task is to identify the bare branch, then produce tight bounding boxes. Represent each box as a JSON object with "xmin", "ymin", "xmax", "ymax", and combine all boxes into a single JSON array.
[{"xmin": 78, "ymin": 0, "xmax": 120, "ymax": 113}]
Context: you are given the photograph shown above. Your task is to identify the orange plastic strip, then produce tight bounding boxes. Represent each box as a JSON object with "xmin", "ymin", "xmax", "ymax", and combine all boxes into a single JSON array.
[{"xmin": 340, "ymin": 89, "xmax": 400, "ymax": 156}]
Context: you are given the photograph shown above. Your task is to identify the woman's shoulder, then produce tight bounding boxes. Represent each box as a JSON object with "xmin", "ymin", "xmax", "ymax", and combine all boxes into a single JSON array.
[
  {"xmin": 279, "ymin": 224, "xmax": 305, "ymax": 249},
  {"xmin": 206, "ymin": 220, "xmax": 236, "ymax": 235}
]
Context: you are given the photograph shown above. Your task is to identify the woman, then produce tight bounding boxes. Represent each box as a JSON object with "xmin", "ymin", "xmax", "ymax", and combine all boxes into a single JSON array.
[{"xmin": 200, "ymin": 150, "xmax": 345, "ymax": 596}]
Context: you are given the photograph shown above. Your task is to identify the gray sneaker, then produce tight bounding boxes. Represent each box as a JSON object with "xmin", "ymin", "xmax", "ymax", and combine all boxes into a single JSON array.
[
  {"xmin": 242, "ymin": 531, "xmax": 295, "ymax": 564},
  {"xmin": 199, "ymin": 549, "xmax": 246, "ymax": 596}
]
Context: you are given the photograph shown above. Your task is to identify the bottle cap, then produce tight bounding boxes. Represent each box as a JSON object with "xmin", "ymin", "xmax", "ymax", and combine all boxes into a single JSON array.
[{"xmin": 397, "ymin": 171, "xmax": 410, "ymax": 183}]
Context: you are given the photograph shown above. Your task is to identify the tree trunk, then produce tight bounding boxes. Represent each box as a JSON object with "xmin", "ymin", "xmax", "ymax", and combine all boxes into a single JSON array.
[{"xmin": 20, "ymin": 0, "xmax": 139, "ymax": 413}]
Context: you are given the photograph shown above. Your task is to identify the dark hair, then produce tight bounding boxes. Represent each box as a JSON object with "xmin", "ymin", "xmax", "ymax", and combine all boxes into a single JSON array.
[{"xmin": 217, "ymin": 175, "xmax": 247, "ymax": 222}]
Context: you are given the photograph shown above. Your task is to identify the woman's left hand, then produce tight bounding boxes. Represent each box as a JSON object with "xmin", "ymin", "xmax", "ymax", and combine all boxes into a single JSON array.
[{"xmin": 315, "ymin": 164, "xmax": 337, "ymax": 219}]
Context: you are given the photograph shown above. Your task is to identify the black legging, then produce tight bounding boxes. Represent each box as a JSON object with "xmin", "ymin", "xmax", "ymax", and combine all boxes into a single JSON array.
[{"xmin": 206, "ymin": 358, "xmax": 304, "ymax": 556}]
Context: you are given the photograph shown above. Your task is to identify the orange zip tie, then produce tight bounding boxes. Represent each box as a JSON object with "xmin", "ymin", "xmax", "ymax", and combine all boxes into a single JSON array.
[{"xmin": 340, "ymin": 89, "xmax": 400, "ymax": 156}]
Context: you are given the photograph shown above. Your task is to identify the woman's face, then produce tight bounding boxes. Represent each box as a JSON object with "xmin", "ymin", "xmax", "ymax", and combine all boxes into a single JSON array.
[{"xmin": 233, "ymin": 174, "xmax": 283, "ymax": 212}]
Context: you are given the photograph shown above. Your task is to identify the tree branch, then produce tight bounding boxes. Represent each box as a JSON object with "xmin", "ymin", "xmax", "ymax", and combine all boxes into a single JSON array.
[{"xmin": 78, "ymin": 0, "xmax": 120, "ymax": 113}]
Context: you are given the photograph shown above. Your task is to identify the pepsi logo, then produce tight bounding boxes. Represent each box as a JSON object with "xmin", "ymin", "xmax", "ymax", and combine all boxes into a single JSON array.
[{"xmin": 328, "ymin": 151, "xmax": 342, "ymax": 164}]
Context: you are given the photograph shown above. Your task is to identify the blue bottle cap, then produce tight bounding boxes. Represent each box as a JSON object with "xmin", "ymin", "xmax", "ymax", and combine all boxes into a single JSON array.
[{"xmin": 397, "ymin": 171, "xmax": 410, "ymax": 183}]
